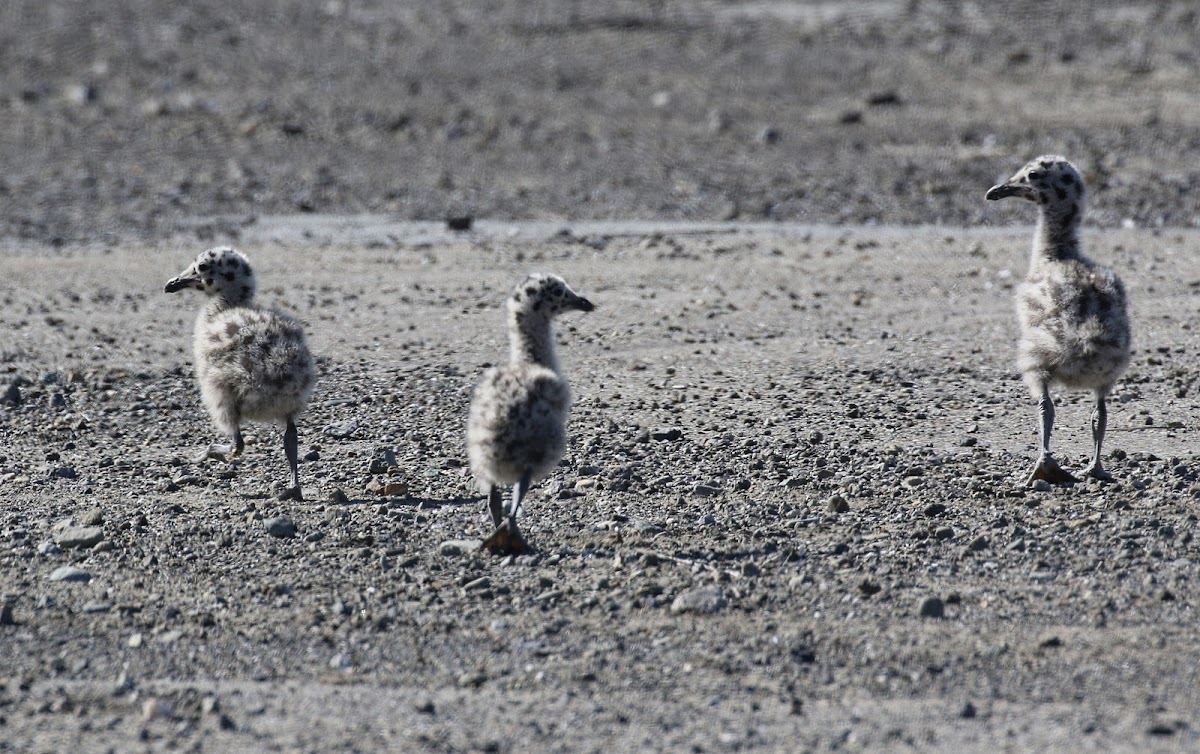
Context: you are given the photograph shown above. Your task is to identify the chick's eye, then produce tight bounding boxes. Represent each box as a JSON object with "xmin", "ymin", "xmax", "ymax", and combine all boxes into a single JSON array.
[
  {"xmin": 1028, "ymin": 170, "xmax": 1044, "ymax": 181},
  {"xmin": 198, "ymin": 263, "xmax": 209, "ymax": 272}
]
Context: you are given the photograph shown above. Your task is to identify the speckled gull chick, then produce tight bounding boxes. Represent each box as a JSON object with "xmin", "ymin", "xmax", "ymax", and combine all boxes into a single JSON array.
[
  {"xmin": 467, "ymin": 273, "xmax": 594, "ymax": 554},
  {"xmin": 986, "ymin": 155, "xmax": 1131, "ymax": 485},
  {"xmin": 165, "ymin": 247, "xmax": 316, "ymax": 501}
]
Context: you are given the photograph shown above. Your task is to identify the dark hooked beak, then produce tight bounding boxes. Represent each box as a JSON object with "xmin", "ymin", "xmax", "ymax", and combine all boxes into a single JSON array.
[
  {"xmin": 985, "ymin": 183, "xmax": 1020, "ymax": 201},
  {"xmin": 164, "ymin": 273, "xmax": 201, "ymax": 293},
  {"xmin": 572, "ymin": 295, "xmax": 595, "ymax": 313}
]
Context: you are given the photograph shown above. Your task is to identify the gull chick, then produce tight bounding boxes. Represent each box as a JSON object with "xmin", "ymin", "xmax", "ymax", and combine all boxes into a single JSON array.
[
  {"xmin": 467, "ymin": 273, "xmax": 594, "ymax": 554},
  {"xmin": 165, "ymin": 247, "xmax": 316, "ymax": 500},
  {"xmin": 986, "ymin": 155, "xmax": 1131, "ymax": 485}
]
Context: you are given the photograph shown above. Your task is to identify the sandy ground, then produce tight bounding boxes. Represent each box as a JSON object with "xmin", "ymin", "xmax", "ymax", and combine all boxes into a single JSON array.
[{"xmin": 3, "ymin": 221, "xmax": 1200, "ymax": 752}]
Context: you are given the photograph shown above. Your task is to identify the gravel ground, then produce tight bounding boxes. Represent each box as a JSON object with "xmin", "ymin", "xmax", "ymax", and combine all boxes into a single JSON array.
[
  {"xmin": 5, "ymin": 1, "xmax": 1200, "ymax": 751},
  {"xmin": 3, "ymin": 1, "xmax": 1200, "ymax": 245},
  {"xmin": 3, "ymin": 222, "xmax": 1200, "ymax": 752}
]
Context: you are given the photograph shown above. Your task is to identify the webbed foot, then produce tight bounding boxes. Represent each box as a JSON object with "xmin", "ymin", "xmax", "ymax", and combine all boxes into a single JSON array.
[
  {"xmin": 278, "ymin": 485, "xmax": 304, "ymax": 502},
  {"xmin": 1028, "ymin": 455, "xmax": 1079, "ymax": 486},
  {"xmin": 482, "ymin": 519, "xmax": 530, "ymax": 555}
]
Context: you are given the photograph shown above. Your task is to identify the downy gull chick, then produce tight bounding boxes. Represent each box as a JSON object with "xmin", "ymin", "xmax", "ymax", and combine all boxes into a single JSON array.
[
  {"xmin": 986, "ymin": 155, "xmax": 1131, "ymax": 485},
  {"xmin": 165, "ymin": 246, "xmax": 316, "ymax": 500},
  {"xmin": 467, "ymin": 273, "xmax": 594, "ymax": 553}
]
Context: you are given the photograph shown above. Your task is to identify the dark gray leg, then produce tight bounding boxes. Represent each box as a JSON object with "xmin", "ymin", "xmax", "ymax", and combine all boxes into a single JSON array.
[
  {"xmin": 510, "ymin": 467, "xmax": 533, "ymax": 521},
  {"xmin": 1028, "ymin": 383, "xmax": 1078, "ymax": 485},
  {"xmin": 233, "ymin": 428, "xmax": 245, "ymax": 457},
  {"xmin": 278, "ymin": 419, "xmax": 303, "ymax": 501},
  {"xmin": 483, "ymin": 467, "xmax": 533, "ymax": 555},
  {"xmin": 488, "ymin": 486, "xmax": 504, "ymax": 528},
  {"xmin": 1083, "ymin": 392, "xmax": 1112, "ymax": 481}
]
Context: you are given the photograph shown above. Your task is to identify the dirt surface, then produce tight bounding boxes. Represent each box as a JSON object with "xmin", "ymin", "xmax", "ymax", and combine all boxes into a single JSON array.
[
  {"xmin": 3, "ymin": 1, "xmax": 1200, "ymax": 245},
  {"xmin": 3, "ymin": 223, "xmax": 1200, "ymax": 752},
  {"xmin": 5, "ymin": 1, "xmax": 1200, "ymax": 752}
]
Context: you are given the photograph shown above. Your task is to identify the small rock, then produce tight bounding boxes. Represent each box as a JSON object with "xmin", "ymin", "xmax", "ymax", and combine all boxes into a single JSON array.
[
  {"xmin": 54, "ymin": 526, "xmax": 104, "ymax": 549},
  {"xmin": 413, "ymin": 697, "xmax": 436, "ymax": 715},
  {"xmin": 966, "ymin": 535, "xmax": 989, "ymax": 552},
  {"xmin": 368, "ymin": 448, "xmax": 398, "ymax": 474},
  {"xmin": 49, "ymin": 466, "xmax": 78, "ymax": 480},
  {"xmin": 127, "ymin": 633, "xmax": 144, "ymax": 648},
  {"xmin": 650, "ymin": 427, "xmax": 683, "ymax": 442},
  {"xmin": 38, "ymin": 541, "xmax": 64, "ymax": 556},
  {"xmin": 918, "ymin": 596, "xmax": 945, "ymax": 618},
  {"xmin": 79, "ymin": 508, "xmax": 104, "ymax": 526},
  {"xmin": 827, "ymin": 495, "xmax": 850, "ymax": 513},
  {"xmin": 670, "ymin": 587, "xmax": 727, "ymax": 615},
  {"xmin": 142, "ymin": 698, "xmax": 172, "ymax": 720},
  {"xmin": 264, "ymin": 517, "xmax": 296, "ymax": 539},
  {"xmin": 49, "ymin": 566, "xmax": 91, "ymax": 583},
  {"xmin": 2, "ymin": 384, "xmax": 21, "ymax": 405},
  {"xmin": 323, "ymin": 420, "xmax": 359, "ymax": 439},
  {"xmin": 81, "ymin": 600, "xmax": 112, "ymax": 613},
  {"xmin": 960, "ymin": 701, "xmax": 977, "ymax": 719},
  {"xmin": 446, "ymin": 216, "xmax": 473, "ymax": 231},
  {"xmin": 458, "ymin": 670, "xmax": 487, "ymax": 688},
  {"xmin": 157, "ymin": 630, "xmax": 183, "ymax": 644},
  {"xmin": 0, "ymin": 603, "xmax": 14, "ymax": 625},
  {"xmin": 923, "ymin": 503, "xmax": 947, "ymax": 516},
  {"xmin": 439, "ymin": 539, "xmax": 482, "ymax": 556},
  {"xmin": 463, "ymin": 576, "xmax": 491, "ymax": 592},
  {"xmin": 329, "ymin": 488, "xmax": 350, "ymax": 504},
  {"xmin": 1031, "ymin": 479, "xmax": 1052, "ymax": 492},
  {"xmin": 693, "ymin": 484, "xmax": 721, "ymax": 497}
]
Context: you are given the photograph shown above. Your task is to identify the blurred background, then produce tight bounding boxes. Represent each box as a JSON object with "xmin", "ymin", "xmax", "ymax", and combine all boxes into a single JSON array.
[{"xmin": 1, "ymin": 0, "xmax": 1198, "ymax": 245}]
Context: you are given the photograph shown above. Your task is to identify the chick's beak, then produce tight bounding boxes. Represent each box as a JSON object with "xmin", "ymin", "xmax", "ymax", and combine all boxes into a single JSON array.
[
  {"xmin": 571, "ymin": 294, "xmax": 595, "ymax": 313},
  {"xmin": 985, "ymin": 183, "xmax": 1021, "ymax": 201},
  {"xmin": 164, "ymin": 271, "xmax": 201, "ymax": 293}
]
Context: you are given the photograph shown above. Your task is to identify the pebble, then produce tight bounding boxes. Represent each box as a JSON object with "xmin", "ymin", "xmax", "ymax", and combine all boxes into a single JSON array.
[
  {"xmin": 49, "ymin": 566, "xmax": 91, "ymax": 583},
  {"xmin": 692, "ymin": 484, "xmax": 721, "ymax": 497},
  {"xmin": 670, "ymin": 586, "xmax": 727, "ymax": 615},
  {"xmin": 329, "ymin": 488, "xmax": 350, "ymax": 504},
  {"xmin": 264, "ymin": 517, "xmax": 296, "ymax": 538},
  {"xmin": 54, "ymin": 526, "xmax": 104, "ymax": 549},
  {"xmin": 966, "ymin": 535, "xmax": 989, "ymax": 552},
  {"xmin": 0, "ymin": 603, "xmax": 14, "ymax": 625},
  {"xmin": 79, "ymin": 508, "xmax": 104, "ymax": 526},
  {"xmin": 1031, "ymin": 479, "xmax": 1052, "ymax": 492},
  {"xmin": 827, "ymin": 495, "xmax": 850, "ymax": 513},
  {"xmin": 650, "ymin": 427, "xmax": 683, "ymax": 442},
  {"xmin": 960, "ymin": 701, "xmax": 977, "ymax": 719},
  {"xmin": 918, "ymin": 596, "xmax": 945, "ymax": 618},
  {"xmin": 323, "ymin": 420, "xmax": 359, "ymax": 439},
  {"xmin": 38, "ymin": 542, "xmax": 64, "ymax": 556},
  {"xmin": 413, "ymin": 697, "xmax": 436, "ymax": 715},
  {"xmin": 127, "ymin": 633, "xmax": 144, "ymax": 648},
  {"xmin": 458, "ymin": 670, "xmax": 487, "ymax": 688},
  {"xmin": 463, "ymin": 576, "xmax": 491, "ymax": 592},
  {"xmin": 439, "ymin": 539, "xmax": 482, "ymax": 556},
  {"xmin": 82, "ymin": 600, "xmax": 112, "ymax": 613}
]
